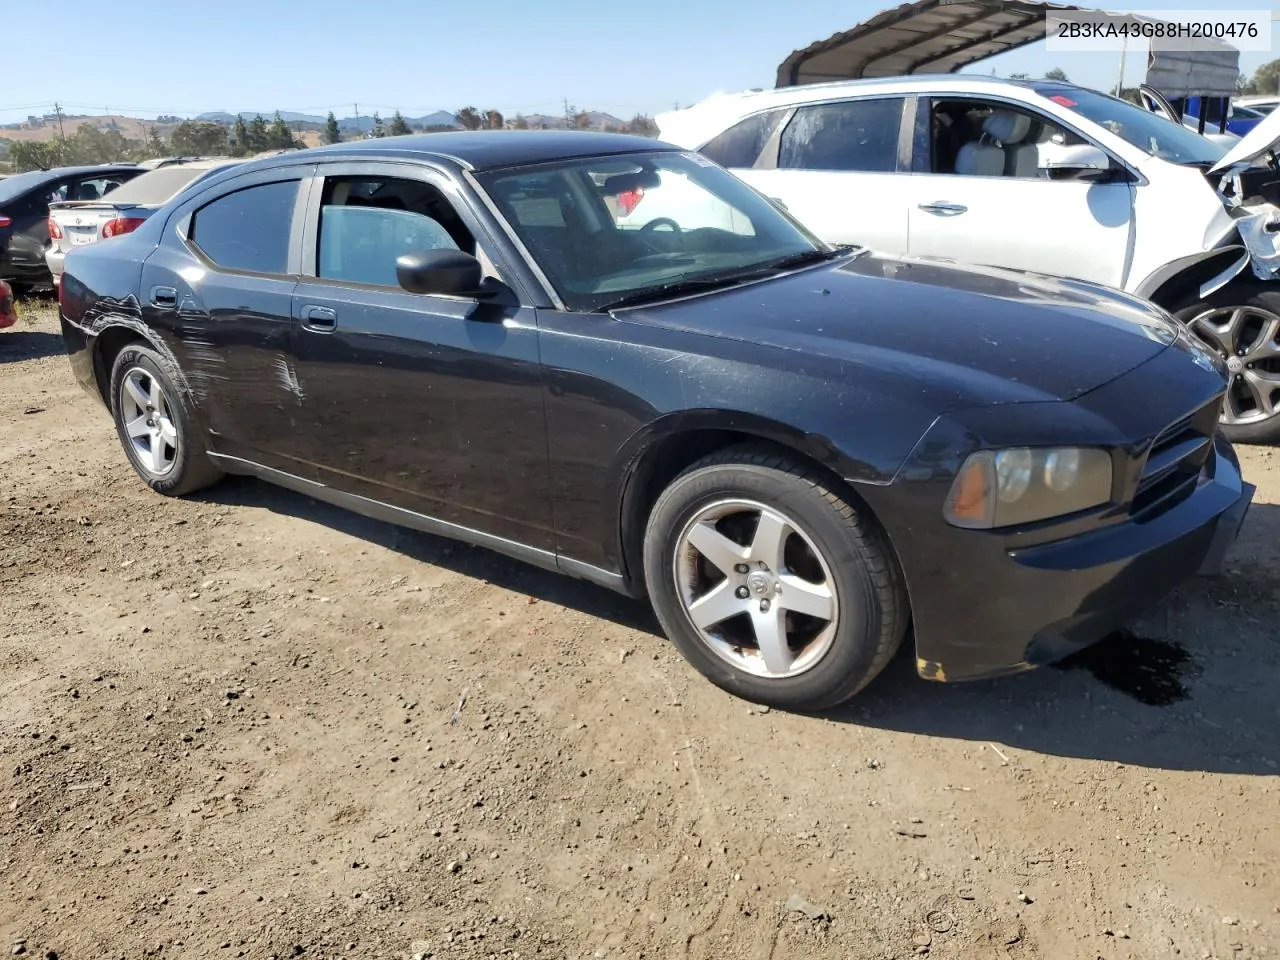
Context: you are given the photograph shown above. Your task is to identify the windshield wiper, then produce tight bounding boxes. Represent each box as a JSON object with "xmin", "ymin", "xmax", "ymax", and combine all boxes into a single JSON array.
[
  {"xmin": 599, "ymin": 246, "xmax": 855, "ymax": 313},
  {"xmin": 758, "ymin": 245, "xmax": 855, "ymax": 271},
  {"xmin": 599, "ymin": 275, "xmax": 753, "ymax": 312}
]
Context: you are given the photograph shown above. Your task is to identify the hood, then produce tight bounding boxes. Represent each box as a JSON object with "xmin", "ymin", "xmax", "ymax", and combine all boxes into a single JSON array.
[
  {"xmin": 1210, "ymin": 106, "xmax": 1280, "ymax": 174},
  {"xmin": 623, "ymin": 253, "xmax": 1182, "ymax": 411}
]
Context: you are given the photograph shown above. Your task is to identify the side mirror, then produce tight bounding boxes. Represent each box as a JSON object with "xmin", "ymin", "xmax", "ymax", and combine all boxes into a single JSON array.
[
  {"xmin": 1039, "ymin": 143, "xmax": 1113, "ymax": 180},
  {"xmin": 396, "ymin": 249, "xmax": 483, "ymax": 297}
]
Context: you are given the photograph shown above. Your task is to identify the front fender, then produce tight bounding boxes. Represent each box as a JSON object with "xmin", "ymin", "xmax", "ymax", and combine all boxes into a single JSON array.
[{"xmin": 1134, "ymin": 245, "xmax": 1249, "ymax": 307}]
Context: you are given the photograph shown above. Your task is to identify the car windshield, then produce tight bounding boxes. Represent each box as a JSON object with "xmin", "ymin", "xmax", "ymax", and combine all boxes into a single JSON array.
[
  {"xmin": 476, "ymin": 151, "xmax": 828, "ymax": 312},
  {"xmin": 0, "ymin": 170, "xmax": 56, "ymax": 205},
  {"xmin": 1035, "ymin": 85, "xmax": 1227, "ymax": 165}
]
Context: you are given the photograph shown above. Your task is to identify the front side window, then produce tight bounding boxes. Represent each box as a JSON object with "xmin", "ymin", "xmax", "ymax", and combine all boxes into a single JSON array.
[
  {"xmin": 778, "ymin": 98, "xmax": 904, "ymax": 172},
  {"xmin": 189, "ymin": 179, "xmax": 300, "ymax": 274},
  {"xmin": 929, "ymin": 99, "xmax": 1089, "ymax": 179},
  {"xmin": 315, "ymin": 176, "xmax": 476, "ymax": 288},
  {"xmin": 699, "ymin": 109, "xmax": 787, "ymax": 168},
  {"xmin": 1034, "ymin": 84, "xmax": 1226, "ymax": 165},
  {"xmin": 478, "ymin": 151, "xmax": 825, "ymax": 312}
]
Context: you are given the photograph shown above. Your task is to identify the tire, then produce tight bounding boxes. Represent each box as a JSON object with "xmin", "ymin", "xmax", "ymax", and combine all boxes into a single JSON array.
[
  {"xmin": 108, "ymin": 342, "xmax": 223, "ymax": 496},
  {"xmin": 642, "ymin": 446, "xmax": 908, "ymax": 711},
  {"xmin": 1174, "ymin": 279, "xmax": 1280, "ymax": 444}
]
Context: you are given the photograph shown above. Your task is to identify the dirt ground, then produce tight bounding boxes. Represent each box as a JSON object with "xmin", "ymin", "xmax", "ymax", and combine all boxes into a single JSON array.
[{"xmin": 2, "ymin": 294, "xmax": 1278, "ymax": 960}]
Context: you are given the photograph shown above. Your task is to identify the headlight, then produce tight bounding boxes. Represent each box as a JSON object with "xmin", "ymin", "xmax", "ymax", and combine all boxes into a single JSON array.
[{"xmin": 943, "ymin": 447, "xmax": 1113, "ymax": 529}]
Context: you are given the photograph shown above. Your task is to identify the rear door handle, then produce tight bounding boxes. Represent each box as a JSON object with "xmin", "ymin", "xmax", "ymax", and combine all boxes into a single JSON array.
[
  {"xmin": 150, "ymin": 286, "xmax": 178, "ymax": 307},
  {"xmin": 301, "ymin": 305, "xmax": 337, "ymax": 331},
  {"xmin": 917, "ymin": 201, "xmax": 968, "ymax": 216}
]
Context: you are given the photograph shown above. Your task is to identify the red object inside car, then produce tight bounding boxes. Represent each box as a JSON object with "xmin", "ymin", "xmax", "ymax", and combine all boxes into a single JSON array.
[{"xmin": 616, "ymin": 188, "xmax": 645, "ymax": 216}]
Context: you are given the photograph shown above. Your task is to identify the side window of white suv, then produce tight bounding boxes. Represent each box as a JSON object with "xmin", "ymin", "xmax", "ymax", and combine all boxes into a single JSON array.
[
  {"xmin": 777, "ymin": 98, "xmax": 905, "ymax": 173},
  {"xmin": 699, "ymin": 109, "xmax": 789, "ymax": 169},
  {"xmin": 927, "ymin": 99, "xmax": 1090, "ymax": 180}
]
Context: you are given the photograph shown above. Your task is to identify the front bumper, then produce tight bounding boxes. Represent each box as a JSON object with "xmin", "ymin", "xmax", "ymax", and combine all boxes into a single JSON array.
[{"xmin": 878, "ymin": 432, "xmax": 1251, "ymax": 683}]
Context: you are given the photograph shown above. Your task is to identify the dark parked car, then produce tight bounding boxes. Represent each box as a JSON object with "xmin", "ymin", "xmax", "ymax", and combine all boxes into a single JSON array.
[
  {"xmin": 57, "ymin": 132, "xmax": 1252, "ymax": 710},
  {"xmin": 0, "ymin": 164, "xmax": 143, "ymax": 290}
]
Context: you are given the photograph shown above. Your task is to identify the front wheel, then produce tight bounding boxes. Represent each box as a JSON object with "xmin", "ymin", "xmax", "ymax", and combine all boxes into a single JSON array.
[
  {"xmin": 642, "ymin": 447, "xmax": 908, "ymax": 711},
  {"xmin": 1175, "ymin": 279, "xmax": 1280, "ymax": 443}
]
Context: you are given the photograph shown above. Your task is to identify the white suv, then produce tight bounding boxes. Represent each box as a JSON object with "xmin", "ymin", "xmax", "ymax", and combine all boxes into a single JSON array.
[{"xmin": 658, "ymin": 76, "xmax": 1280, "ymax": 441}]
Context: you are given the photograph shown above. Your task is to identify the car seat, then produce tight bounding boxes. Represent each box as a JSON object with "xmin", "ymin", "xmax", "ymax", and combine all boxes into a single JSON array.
[{"xmin": 955, "ymin": 110, "xmax": 1034, "ymax": 177}]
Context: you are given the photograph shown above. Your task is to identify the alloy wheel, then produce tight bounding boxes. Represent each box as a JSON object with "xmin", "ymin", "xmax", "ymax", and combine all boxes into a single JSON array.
[
  {"xmin": 672, "ymin": 499, "xmax": 840, "ymax": 679},
  {"xmin": 1189, "ymin": 305, "xmax": 1280, "ymax": 424},
  {"xmin": 119, "ymin": 366, "xmax": 179, "ymax": 476}
]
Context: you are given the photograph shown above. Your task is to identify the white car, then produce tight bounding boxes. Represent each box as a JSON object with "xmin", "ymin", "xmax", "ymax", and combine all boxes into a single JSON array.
[
  {"xmin": 45, "ymin": 157, "xmax": 243, "ymax": 285},
  {"xmin": 657, "ymin": 76, "xmax": 1280, "ymax": 441}
]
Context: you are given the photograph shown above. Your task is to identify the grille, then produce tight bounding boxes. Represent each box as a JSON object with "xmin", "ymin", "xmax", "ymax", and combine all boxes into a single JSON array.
[{"xmin": 1129, "ymin": 398, "xmax": 1221, "ymax": 520}]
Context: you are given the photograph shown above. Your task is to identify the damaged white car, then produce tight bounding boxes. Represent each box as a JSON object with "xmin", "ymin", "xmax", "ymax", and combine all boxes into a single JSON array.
[{"xmin": 658, "ymin": 76, "xmax": 1280, "ymax": 441}]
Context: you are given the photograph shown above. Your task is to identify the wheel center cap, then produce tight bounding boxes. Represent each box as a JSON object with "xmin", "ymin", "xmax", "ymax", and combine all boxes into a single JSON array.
[{"xmin": 746, "ymin": 571, "xmax": 776, "ymax": 597}]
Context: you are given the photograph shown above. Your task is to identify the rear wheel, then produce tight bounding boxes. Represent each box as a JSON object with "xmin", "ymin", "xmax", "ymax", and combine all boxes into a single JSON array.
[
  {"xmin": 642, "ymin": 447, "xmax": 908, "ymax": 711},
  {"xmin": 109, "ymin": 342, "xmax": 222, "ymax": 496},
  {"xmin": 1175, "ymin": 279, "xmax": 1280, "ymax": 443}
]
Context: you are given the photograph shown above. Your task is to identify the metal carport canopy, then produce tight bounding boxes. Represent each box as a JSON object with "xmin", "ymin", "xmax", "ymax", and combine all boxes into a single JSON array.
[
  {"xmin": 775, "ymin": 0, "xmax": 1191, "ymax": 87},
  {"xmin": 776, "ymin": 0, "xmax": 1089, "ymax": 85}
]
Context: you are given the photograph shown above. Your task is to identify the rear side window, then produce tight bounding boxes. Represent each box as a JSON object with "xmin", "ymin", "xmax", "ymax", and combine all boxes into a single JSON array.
[
  {"xmin": 699, "ymin": 109, "xmax": 787, "ymax": 168},
  {"xmin": 778, "ymin": 98, "xmax": 904, "ymax": 172},
  {"xmin": 190, "ymin": 180, "xmax": 299, "ymax": 274}
]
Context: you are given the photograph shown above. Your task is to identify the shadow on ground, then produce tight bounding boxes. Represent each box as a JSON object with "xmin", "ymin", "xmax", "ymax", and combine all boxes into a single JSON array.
[
  {"xmin": 203, "ymin": 475, "xmax": 1280, "ymax": 778},
  {"xmin": 201, "ymin": 475, "xmax": 662, "ymax": 636},
  {"xmin": 0, "ymin": 330, "xmax": 65, "ymax": 363}
]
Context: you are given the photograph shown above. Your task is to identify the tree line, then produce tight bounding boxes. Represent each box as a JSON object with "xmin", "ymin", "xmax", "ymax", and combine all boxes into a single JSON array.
[
  {"xmin": 319, "ymin": 106, "xmax": 659, "ymax": 144},
  {"xmin": 1, "ymin": 106, "xmax": 661, "ymax": 172}
]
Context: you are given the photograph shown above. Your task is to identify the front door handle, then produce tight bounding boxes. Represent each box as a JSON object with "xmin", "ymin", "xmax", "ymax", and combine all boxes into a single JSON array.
[
  {"xmin": 917, "ymin": 201, "xmax": 968, "ymax": 216},
  {"xmin": 150, "ymin": 286, "xmax": 178, "ymax": 308},
  {"xmin": 301, "ymin": 305, "xmax": 337, "ymax": 332}
]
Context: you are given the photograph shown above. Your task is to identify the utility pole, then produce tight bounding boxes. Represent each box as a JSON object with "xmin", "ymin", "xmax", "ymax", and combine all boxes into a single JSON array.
[
  {"xmin": 564, "ymin": 97, "xmax": 570, "ymax": 123},
  {"xmin": 353, "ymin": 102, "xmax": 361, "ymax": 137},
  {"xmin": 53, "ymin": 101, "xmax": 66, "ymax": 139},
  {"xmin": 1115, "ymin": 35, "xmax": 1127, "ymax": 97}
]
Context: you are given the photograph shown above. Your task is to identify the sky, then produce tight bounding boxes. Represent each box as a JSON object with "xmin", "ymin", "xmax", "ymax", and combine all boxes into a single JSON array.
[{"xmin": 1, "ymin": 0, "xmax": 1277, "ymax": 126}]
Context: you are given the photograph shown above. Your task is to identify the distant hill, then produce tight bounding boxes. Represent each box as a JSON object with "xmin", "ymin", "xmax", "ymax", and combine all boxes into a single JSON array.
[{"xmin": 522, "ymin": 111, "xmax": 626, "ymax": 130}]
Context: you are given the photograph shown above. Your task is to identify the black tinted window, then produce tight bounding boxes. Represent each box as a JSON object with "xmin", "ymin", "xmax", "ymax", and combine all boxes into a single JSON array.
[
  {"xmin": 700, "ymin": 109, "xmax": 786, "ymax": 168},
  {"xmin": 779, "ymin": 98, "xmax": 903, "ymax": 172},
  {"xmin": 190, "ymin": 180, "xmax": 299, "ymax": 274}
]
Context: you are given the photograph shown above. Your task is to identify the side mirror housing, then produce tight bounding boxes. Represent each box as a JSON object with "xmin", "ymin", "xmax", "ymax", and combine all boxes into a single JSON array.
[
  {"xmin": 1039, "ymin": 143, "xmax": 1113, "ymax": 179},
  {"xmin": 396, "ymin": 249, "xmax": 483, "ymax": 297}
]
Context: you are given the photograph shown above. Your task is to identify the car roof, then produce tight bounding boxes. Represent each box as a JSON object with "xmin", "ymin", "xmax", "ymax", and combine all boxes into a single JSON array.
[
  {"xmin": 13, "ymin": 164, "xmax": 142, "ymax": 181},
  {"xmin": 656, "ymin": 75, "xmax": 1079, "ymax": 145},
  {"xmin": 230, "ymin": 130, "xmax": 682, "ymax": 176}
]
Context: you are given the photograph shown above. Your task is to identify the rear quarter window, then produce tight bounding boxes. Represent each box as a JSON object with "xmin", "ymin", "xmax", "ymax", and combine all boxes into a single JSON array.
[
  {"xmin": 699, "ymin": 109, "xmax": 787, "ymax": 168},
  {"xmin": 189, "ymin": 180, "xmax": 300, "ymax": 275}
]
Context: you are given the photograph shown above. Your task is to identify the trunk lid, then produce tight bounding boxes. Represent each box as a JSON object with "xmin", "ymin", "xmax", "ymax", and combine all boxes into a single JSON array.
[{"xmin": 48, "ymin": 201, "xmax": 143, "ymax": 254}]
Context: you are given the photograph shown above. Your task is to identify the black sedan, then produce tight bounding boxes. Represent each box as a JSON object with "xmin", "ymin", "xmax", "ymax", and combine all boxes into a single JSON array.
[{"xmin": 57, "ymin": 132, "xmax": 1252, "ymax": 710}]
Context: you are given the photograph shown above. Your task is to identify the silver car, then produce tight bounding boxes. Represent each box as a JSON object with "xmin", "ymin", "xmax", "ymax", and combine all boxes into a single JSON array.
[{"xmin": 45, "ymin": 157, "xmax": 243, "ymax": 284}]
